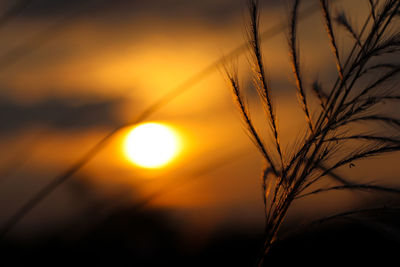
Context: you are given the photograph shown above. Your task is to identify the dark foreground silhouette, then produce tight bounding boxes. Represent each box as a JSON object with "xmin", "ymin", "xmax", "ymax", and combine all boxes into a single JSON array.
[{"xmin": 1, "ymin": 204, "xmax": 399, "ymax": 266}]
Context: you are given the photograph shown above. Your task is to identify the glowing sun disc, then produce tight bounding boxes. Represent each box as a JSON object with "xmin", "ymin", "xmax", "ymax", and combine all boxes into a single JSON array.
[{"xmin": 124, "ymin": 122, "xmax": 180, "ymax": 168}]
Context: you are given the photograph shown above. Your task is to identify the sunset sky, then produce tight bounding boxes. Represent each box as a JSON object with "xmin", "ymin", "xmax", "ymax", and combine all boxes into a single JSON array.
[{"xmin": 0, "ymin": 0, "xmax": 399, "ymax": 245}]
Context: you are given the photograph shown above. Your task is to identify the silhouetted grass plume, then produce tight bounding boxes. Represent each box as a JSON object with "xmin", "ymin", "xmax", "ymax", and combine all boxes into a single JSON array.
[{"xmin": 226, "ymin": 0, "xmax": 400, "ymax": 265}]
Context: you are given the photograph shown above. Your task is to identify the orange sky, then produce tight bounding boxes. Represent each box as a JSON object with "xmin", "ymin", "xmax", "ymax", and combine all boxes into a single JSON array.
[{"xmin": 0, "ymin": 0, "xmax": 399, "ymax": 239}]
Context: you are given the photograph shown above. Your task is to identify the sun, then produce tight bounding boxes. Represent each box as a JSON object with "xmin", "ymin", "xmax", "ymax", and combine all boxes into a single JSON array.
[{"xmin": 123, "ymin": 122, "xmax": 181, "ymax": 169}]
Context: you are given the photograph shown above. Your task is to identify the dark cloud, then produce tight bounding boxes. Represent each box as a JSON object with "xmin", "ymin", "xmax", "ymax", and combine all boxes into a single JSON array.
[
  {"xmin": 8, "ymin": 0, "xmax": 255, "ymax": 24},
  {"xmin": 0, "ymin": 94, "xmax": 126, "ymax": 132}
]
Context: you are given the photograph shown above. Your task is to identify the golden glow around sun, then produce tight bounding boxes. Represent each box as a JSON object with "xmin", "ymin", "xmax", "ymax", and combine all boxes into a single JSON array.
[{"xmin": 124, "ymin": 122, "xmax": 180, "ymax": 169}]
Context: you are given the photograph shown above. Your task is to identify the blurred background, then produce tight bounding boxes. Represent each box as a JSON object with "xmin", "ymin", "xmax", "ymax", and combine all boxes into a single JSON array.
[{"xmin": 0, "ymin": 0, "xmax": 399, "ymax": 265}]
